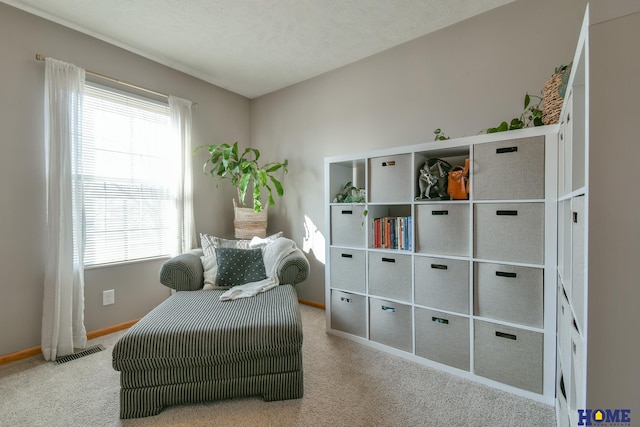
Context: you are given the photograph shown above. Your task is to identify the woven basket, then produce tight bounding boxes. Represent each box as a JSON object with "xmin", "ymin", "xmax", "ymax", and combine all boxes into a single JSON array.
[
  {"xmin": 542, "ymin": 72, "xmax": 564, "ymax": 125},
  {"xmin": 233, "ymin": 199, "xmax": 267, "ymax": 239}
]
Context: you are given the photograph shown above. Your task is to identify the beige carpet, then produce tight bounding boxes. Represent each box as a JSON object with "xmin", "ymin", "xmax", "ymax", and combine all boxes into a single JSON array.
[{"xmin": 0, "ymin": 304, "xmax": 556, "ymax": 427}]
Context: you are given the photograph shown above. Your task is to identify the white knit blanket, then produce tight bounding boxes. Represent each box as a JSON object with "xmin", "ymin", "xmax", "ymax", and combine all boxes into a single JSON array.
[{"xmin": 219, "ymin": 237, "xmax": 298, "ymax": 301}]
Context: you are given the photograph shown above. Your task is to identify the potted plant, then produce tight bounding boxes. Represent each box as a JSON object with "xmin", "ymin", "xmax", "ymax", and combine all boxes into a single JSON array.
[
  {"xmin": 485, "ymin": 93, "xmax": 544, "ymax": 133},
  {"xmin": 542, "ymin": 62, "xmax": 572, "ymax": 125},
  {"xmin": 195, "ymin": 141, "xmax": 288, "ymax": 238}
]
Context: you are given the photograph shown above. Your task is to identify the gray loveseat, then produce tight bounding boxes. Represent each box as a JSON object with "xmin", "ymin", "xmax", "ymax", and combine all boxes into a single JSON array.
[{"xmin": 112, "ymin": 238, "xmax": 310, "ymax": 418}]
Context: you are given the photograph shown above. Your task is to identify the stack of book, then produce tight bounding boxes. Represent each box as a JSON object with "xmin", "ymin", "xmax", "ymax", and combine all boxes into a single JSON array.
[{"xmin": 372, "ymin": 216, "xmax": 412, "ymax": 250}]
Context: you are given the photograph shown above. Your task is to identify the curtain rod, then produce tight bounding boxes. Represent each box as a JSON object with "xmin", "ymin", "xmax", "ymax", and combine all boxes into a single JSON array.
[{"xmin": 35, "ymin": 54, "xmax": 198, "ymax": 107}]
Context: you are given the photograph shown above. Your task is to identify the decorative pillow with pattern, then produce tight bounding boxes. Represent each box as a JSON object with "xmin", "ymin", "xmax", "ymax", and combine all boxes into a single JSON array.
[
  {"xmin": 215, "ymin": 247, "xmax": 268, "ymax": 287},
  {"xmin": 200, "ymin": 231, "xmax": 283, "ymax": 256},
  {"xmin": 201, "ymin": 254, "xmax": 230, "ymax": 290}
]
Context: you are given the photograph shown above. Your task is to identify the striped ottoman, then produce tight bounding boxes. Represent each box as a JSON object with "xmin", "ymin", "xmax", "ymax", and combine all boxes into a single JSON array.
[{"xmin": 112, "ymin": 285, "xmax": 304, "ymax": 418}]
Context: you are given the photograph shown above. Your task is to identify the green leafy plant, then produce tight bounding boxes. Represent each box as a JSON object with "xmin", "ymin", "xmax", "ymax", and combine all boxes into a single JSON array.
[
  {"xmin": 433, "ymin": 128, "xmax": 450, "ymax": 141},
  {"xmin": 332, "ymin": 181, "xmax": 368, "ymax": 224},
  {"xmin": 195, "ymin": 141, "xmax": 288, "ymax": 212},
  {"xmin": 555, "ymin": 62, "xmax": 572, "ymax": 98},
  {"xmin": 333, "ymin": 181, "xmax": 366, "ymax": 203},
  {"xmin": 486, "ymin": 93, "xmax": 543, "ymax": 134}
]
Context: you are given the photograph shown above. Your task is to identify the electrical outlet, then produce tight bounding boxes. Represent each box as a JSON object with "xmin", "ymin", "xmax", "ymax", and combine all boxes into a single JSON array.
[{"xmin": 103, "ymin": 289, "xmax": 115, "ymax": 306}]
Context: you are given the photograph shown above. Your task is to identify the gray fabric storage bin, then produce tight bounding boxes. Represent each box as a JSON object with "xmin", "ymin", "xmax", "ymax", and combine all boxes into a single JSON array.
[
  {"xmin": 556, "ymin": 350, "xmax": 570, "ymax": 427},
  {"xmin": 558, "ymin": 285, "xmax": 572, "ymax": 382},
  {"xmin": 415, "ymin": 256, "xmax": 469, "ymax": 314},
  {"xmin": 560, "ymin": 199, "xmax": 572, "ymax": 297},
  {"xmin": 369, "ymin": 297, "xmax": 412, "ymax": 352},
  {"xmin": 369, "ymin": 154, "xmax": 412, "ymax": 203},
  {"xmin": 330, "ymin": 248, "xmax": 366, "ymax": 293},
  {"xmin": 416, "ymin": 204, "xmax": 470, "ymax": 256},
  {"xmin": 474, "ymin": 202, "xmax": 544, "ymax": 264},
  {"xmin": 368, "ymin": 252, "xmax": 412, "ymax": 302},
  {"xmin": 557, "ymin": 199, "xmax": 567, "ymax": 289},
  {"xmin": 331, "ymin": 205, "xmax": 366, "ymax": 247},
  {"xmin": 473, "ymin": 136, "xmax": 545, "ymax": 200},
  {"xmin": 331, "ymin": 290, "xmax": 366, "ymax": 338},
  {"xmin": 474, "ymin": 320, "xmax": 543, "ymax": 393},
  {"xmin": 415, "ymin": 307, "xmax": 470, "ymax": 371},
  {"xmin": 571, "ymin": 195, "xmax": 585, "ymax": 332},
  {"xmin": 474, "ymin": 262, "xmax": 543, "ymax": 328},
  {"xmin": 570, "ymin": 324, "xmax": 585, "ymax": 410}
]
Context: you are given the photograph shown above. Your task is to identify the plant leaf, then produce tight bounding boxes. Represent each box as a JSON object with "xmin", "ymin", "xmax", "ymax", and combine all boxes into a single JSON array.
[
  {"xmin": 267, "ymin": 191, "xmax": 276, "ymax": 207},
  {"xmin": 231, "ymin": 141, "xmax": 239, "ymax": 159},
  {"xmin": 559, "ymin": 85, "xmax": 567, "ymax": 98},
  {"xmin": 270, "ymin": 176, "xmax": 283, "ymax": 196},
  {"xmin": 243, "ymin": 147, "xmax": 260, "ymax": 161},
  {"xmin": 258, "ymin": 169, "xmax": 268, "ymax": 186},
  {"xmin": 253, "ymin": 184, "xmax": 262, "ymax": 211},
  {"xmin": 238, "ymin": 174, "xmax": 250, "ymax": 205},
  {"xmin": 265, "ymin": 163, "xmax": 283, "ymax": 173}
]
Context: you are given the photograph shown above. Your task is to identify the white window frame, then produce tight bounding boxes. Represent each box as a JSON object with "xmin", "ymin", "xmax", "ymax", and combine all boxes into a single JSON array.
[{"xmin": 80, "ymin": 83, "xmax": 178, "ymax": 266}]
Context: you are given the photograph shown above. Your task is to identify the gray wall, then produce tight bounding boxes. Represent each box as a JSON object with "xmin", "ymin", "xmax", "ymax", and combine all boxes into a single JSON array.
[
  {"xmin": 0, "ymin": 3, "xmax": 250, "ymax": 355},
  {"xmin": 251, "ymin": 0, "xmax": 587, "ymax": 304},
  {"xmin": 588, "ymin": 3, "xmax": 640, "ymax": 416}
]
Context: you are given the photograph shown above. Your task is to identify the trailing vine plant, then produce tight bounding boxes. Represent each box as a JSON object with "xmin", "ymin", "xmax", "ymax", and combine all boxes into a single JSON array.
[
  {"xmin": 486, "ymin": 93, "xmax": 543, "ymax": 133},
  {"xmin": 434, "ymin": 62, "xmax": 572, "ymax": 138},
  {"xmin": 433, "ymin": 128, "xmax": 450, "ymax": 141}
]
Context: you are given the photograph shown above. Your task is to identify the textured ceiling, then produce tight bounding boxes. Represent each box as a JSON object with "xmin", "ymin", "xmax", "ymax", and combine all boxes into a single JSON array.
[{"xmin": 4, "ymin": 0, "xmax": 516, "ymax": 98}]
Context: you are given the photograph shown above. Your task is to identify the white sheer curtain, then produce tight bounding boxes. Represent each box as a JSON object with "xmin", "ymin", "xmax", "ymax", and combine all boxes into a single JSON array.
[
  {"xmin": 42, "ymin": 58, "xmax": 87, "ymax": 361},
  {"xmin": 169, "ymin": 95, "xmax": 196, "ymax": 254}
]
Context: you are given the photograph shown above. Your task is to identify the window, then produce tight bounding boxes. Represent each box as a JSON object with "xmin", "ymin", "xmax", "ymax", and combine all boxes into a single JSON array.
[{"xmin": 81, "ymin": 84, "xmax": 178, "ymax": 266}]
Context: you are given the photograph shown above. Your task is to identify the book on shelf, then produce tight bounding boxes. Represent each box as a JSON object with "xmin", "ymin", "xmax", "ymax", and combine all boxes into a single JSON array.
[{"xmin": 372, "ymin": 216, "xmax": 412, "ymax": 250}]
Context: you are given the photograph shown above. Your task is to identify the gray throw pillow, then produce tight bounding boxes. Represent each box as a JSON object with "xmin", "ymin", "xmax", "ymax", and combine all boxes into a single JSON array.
[{"xmin": 215, "ymin": 247, "xmax": 267, "ymax": 287}]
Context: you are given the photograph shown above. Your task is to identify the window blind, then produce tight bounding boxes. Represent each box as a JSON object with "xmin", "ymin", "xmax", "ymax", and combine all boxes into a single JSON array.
[{"xmin": 81, "ymin": 83, "xmax": 177, "ymax": 266}]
